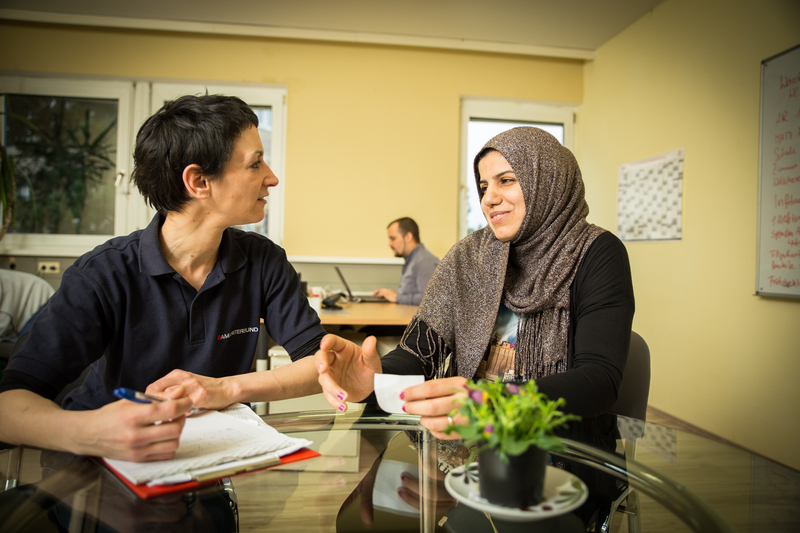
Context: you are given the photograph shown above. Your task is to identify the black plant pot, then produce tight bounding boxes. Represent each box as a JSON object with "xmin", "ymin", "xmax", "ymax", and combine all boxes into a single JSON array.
[{"xmin": 478, "ymin": 446, "xmax": 548, "ymax": 509}]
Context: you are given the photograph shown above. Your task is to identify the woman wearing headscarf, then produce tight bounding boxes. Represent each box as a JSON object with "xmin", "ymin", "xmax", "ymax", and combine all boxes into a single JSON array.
[{"xmin": 316, "ymin": 127, "xmax": 634, "ymax": 439}]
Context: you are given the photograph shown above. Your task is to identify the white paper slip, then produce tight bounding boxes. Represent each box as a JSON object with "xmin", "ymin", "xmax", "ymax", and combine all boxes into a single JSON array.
[
  {"xmin": 373, "ymin": 459, "xmax": 420, "ymax": 516},
  {"xmin": 374, "ymin": 374, "xmax": 424, "ymax": 414}
]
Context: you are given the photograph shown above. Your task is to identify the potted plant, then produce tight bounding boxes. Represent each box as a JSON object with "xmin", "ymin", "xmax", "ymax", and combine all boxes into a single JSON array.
[{"xmin": 447, "ymin": 380, "xmax": 579, "ymax": 509}]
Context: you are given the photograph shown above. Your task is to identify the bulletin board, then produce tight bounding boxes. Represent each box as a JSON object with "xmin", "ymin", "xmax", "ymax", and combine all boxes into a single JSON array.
[
  {"xmin": 756, "ymin": 44, "xmax": 800, "ymax": 299},
  {"xmin": 617, "ymin": 148, "xmax": 684, "ymax": 242}
]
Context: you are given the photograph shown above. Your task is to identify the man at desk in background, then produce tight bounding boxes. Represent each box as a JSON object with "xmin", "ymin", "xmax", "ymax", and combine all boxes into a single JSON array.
[
  {"xmin": 0, "ymin": 95, "xmax": 325, "ymax": 462},
  {"xmin": 372, "ymin": 217, "xmax": 439, "ymax": 305}
]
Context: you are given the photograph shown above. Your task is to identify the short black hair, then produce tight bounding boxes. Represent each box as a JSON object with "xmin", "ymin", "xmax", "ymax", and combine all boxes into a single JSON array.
[
  {"xmin": 389, "ymin": 217, "xmax": 420, "ymax": 243},
  {"xmin": 132, "ymin": 94, "xmax": 259, "ymax": 214}
]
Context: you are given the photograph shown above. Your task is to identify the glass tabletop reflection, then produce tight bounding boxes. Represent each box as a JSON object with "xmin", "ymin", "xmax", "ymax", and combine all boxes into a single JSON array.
[{"xmin": 2, "ymin": 403, "xmax": 795, "ymax": 532}]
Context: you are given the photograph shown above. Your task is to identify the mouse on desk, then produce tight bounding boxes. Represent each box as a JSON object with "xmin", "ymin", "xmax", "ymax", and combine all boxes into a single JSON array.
[{"xmin": 322, "ymin": 293, "xmax": 345, "ymax": 310}]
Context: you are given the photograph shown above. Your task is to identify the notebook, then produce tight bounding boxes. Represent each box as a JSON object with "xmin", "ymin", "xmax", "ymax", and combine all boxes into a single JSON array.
[
  {"xmin": 102, "ymin": 403, "xmax": 317, "ymax": 497},
  {"xmin": 104, "ymin": 447, "xmax": 319, "ymax": 500},
  {"xmin": 334, "ymin": 266, "xmax": 388, "ymax": 303}
]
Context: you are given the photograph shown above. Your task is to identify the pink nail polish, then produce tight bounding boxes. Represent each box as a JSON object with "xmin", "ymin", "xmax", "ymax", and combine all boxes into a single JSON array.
[
  {"xmin": 400, "ymin": 473, "xmax": 406, "ymax": 481},
  {"xmin": 402, "ymin": 405, "xmax": 406, "ymax": 412},
  {"xmin": 397, "ymin": 489, "xmax": 404, "ymax": 498},
  {"xmin": 337, "ymin": 391, "xmax": 345, "ymax": 401},
  {"xmin": 399, "ymin": 392, "xmax": 405, "ymax": 400},
  {"xmin": 338, "ymin": 404, "xmax": 346, "ymax": 412}
]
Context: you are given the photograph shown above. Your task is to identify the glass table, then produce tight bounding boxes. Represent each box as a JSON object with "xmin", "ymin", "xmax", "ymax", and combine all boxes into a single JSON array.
[{"xmin": 1, "ymin": 404, "xmax": 797, "ymax": 532}]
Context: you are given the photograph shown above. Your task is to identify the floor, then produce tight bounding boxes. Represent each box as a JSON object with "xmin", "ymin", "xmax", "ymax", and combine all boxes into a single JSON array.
[{"xmin": 601, "ymin": 406, "xmax": 800, "ymax": 533}]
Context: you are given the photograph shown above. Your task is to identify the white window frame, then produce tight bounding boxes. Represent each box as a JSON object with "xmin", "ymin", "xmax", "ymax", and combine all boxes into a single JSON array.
[
  {"xmin": 0, "ymin": 76, "xmax": 137, "ymax": 256},
  {"xmin": 459, "ymin": 97, "xmax": 577, "ymax": 240},
  {"xmin": 0, "ymin": 76, "xmax": 288, "ymax": 256}
]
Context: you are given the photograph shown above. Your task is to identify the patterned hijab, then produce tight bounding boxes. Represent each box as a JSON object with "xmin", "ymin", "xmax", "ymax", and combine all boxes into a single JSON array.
[{"xmin": 401, "ymin": 127, "xmax": 605, "ymax": 380}]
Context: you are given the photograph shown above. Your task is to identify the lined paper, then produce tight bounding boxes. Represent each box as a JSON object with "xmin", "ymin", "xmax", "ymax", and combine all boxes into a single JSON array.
[{"xmin": 104, "ymin": 403, "xmax": 311, "ymax": 485}]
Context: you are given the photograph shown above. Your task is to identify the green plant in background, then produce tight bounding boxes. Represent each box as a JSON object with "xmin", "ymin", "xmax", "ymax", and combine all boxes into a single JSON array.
[
  {"xmin": 3, "ymin": 95, "xmax": 117, "ymax": 235},
  {"xmin": 448, "ymin": 379, "xmax": 580, "ymax": 464},
  {"xmin": 0, "ymin": 144, "xmax": 17, "ymax": 241}
]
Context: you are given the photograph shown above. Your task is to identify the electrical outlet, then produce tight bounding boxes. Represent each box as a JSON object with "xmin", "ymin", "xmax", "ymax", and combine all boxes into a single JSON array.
[{"xmin": 37, "ymin": 261, "xmax": 61, "ymax": 274}]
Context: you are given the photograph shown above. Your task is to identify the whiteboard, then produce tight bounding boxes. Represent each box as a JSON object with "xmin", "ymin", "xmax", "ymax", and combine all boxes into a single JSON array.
[{"xmin": 756, "ymin": 44, "xmax": 800, "ymax": 299}]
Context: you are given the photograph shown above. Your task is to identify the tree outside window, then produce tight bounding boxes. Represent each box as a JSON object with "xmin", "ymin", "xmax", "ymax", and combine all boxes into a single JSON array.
[{"xmin": 3, "ymin": 94, "xmax": 118, "ymax": 236}]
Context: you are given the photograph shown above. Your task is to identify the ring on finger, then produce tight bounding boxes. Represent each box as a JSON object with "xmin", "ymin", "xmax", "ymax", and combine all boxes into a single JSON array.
[{"xmin": 447, "ymin": 415, "xmax": 454, "ymax": 427}]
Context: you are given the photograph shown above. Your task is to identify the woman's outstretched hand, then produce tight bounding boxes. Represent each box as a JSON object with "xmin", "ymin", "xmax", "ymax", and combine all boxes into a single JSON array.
[{"xmin": 315, "ymin": 334, "xmax": 382, "ymax": 412}]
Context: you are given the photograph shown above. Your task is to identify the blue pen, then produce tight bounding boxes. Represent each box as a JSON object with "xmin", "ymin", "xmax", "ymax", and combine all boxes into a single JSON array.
[{"xmin": 113, "ymin": 387, "xmax": 204, "ymax": 415}]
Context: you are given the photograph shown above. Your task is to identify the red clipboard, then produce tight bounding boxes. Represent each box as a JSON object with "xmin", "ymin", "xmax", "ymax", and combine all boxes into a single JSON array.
[{"xmin": 103, "ymin": 447, "xmax": 320, "ymax": 499}]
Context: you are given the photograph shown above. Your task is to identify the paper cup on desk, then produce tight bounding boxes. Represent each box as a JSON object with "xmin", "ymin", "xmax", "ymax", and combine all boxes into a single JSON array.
[{"xmin": 309, "ymin": 286, "xmax": 323, "ymax": 297}]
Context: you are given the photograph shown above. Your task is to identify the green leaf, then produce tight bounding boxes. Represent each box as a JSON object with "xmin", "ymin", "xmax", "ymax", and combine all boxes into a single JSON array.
[
  {"xmin": 503, "ymin": 439, "xmax": 529, "ymax": 456},
  {"xmin": 534, "ymin": 434, "xmax": 567, "ymax": 452},
  {"xmin": 452, "ymin": 424, "xmax": 479, "ymax": 440},
  {"xmin": 449, "ymin": 379, "xmax": 581, "ymax": 457}
]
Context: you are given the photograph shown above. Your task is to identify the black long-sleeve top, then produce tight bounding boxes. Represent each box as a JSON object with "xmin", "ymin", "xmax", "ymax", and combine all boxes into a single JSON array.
[{"xmin": 378, "ymin": 232, "xmax": 635, "ymax": 418}]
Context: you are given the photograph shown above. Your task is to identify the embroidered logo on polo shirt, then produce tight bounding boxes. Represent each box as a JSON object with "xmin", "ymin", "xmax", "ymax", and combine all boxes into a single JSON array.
[{"xmin": 218, "ymin": 327, "xmax": 259, "ymax": 340}]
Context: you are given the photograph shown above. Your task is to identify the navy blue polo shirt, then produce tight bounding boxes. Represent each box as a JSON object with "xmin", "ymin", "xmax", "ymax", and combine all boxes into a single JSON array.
[{"xmin": 2, "ymin": 213, "xmax": 324, "ymax": 410}]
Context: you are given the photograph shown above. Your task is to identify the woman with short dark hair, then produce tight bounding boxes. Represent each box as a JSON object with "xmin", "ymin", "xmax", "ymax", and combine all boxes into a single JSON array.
[{"xmin": 0, "ymin": 95, "xmax": 325, "ymax": 461}]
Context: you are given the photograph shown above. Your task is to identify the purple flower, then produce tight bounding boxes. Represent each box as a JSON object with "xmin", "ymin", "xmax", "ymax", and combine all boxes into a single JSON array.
[
  {"xmin": 505, "ymin": 383, "xmax": 521, "ymax": 394},
  {"xmin": 468, "ymin": 389, "xmax": 484, "ymax": 404},
  {"xmin": 483, "ymin": 424, "xmax": 494, "ymax": 434}
]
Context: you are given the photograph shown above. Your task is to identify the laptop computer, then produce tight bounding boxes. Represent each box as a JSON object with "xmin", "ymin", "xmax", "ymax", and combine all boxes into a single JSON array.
[{"xmin": 334, "ymin": 266, "xmax": 388, "ymax": 303}]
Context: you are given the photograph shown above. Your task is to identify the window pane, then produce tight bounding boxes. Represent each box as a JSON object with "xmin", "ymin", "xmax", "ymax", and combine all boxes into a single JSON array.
[
  {"xmin": 3, "ymin": 94, "xmax": 118, "ymax": 235},
  {"xmin": 466, "ymin": 120, "xmax": 564, "ymax": 234},
  {"xmin": 234, "ymin": 106, "xmax": 272, "ymax": 236}
]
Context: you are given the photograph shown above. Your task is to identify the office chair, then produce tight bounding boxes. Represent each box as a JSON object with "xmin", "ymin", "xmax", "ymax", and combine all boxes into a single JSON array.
[
  {"xmin": 0, "ymin": 269, "xmax": 55, "ymax": 365},
  {"xmin": 596, "ymin": 331, "xmax": 650, "ymax": 533}
]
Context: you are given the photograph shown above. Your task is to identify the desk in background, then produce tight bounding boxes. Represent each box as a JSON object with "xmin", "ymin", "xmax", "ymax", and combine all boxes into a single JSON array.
[
  {"xmin": 264, "ymin": 302, "xmax": 418, "ymax": 414},
  {"xmin": 318, "ymin": 300, "xmax": 417, "ymax": 358},
  {"xmin": 318, "ymin": 301, "xmax": 418, "ymax": 327},
  {"xmin": 258, "ymin": 302, "xmax": 417, "ymax": 329}
]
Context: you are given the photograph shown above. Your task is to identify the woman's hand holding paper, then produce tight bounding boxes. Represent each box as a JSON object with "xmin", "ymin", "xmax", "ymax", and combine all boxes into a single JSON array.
[{"xmin": 399, "ymin": 377, "xmax": 469, "ymax": 440}]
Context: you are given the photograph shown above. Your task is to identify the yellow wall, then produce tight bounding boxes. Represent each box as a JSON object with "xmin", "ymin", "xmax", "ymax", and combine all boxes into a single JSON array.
[
  {"xmin": 578, "ymin": 0, "xmax": 800, "ymax": 469},
  {"xmin": 0, "ymin": 20, "xmax": 582, "ymax": 260}
]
